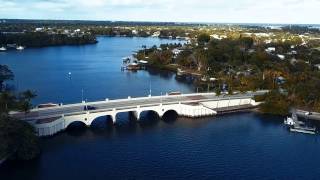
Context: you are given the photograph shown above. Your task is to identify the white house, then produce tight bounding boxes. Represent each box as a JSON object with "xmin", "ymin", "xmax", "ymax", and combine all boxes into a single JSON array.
[
  {"xmin": 172, "ymin": 48, "xmax": 183, "ymax": 56},
  {"xmin": 265, "ymin": 47, "xmax": 276, "ymax": 53},
  {"xmin": 152, "ymin": 31, "xmax": 160, "ymax": 37},
  {"xmin": 35, "ymin": 27, "xmax": 44, "ymax": 32},
  {"xmin": 277, "ymin": 54, "xmax": 285, "ymax": 60},
  {"xmin": 314, "ymin": 64, "xmax": 320, "ymax": 70},
  {"xmin": 132, "ymin": 30, "xmax": 138, "ymax": 35}
]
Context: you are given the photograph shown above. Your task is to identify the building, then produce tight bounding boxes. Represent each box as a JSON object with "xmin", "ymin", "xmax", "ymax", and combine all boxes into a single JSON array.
[
  {"xmin": 277, "ymin": 54, "xmax": 285, "ymax": 60},
  {"xmin": 265, "ymin": 47, "xmax": 276, "ymax": 53}
]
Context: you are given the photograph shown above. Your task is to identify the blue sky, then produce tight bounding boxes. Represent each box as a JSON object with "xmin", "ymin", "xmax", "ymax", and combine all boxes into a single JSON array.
[{"xmin": 0, "ymin": 0, "xmax": 320, "ymax": 24}]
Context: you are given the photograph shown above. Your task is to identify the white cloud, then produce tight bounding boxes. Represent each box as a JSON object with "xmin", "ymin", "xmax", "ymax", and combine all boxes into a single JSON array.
[{"xmin": 0, "ymin": 0, "xmax": 319, "ymax": 24}]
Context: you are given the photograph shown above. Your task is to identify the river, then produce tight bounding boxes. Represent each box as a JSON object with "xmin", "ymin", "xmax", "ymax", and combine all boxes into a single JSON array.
[{"xmin": 1, "ymin": 36, "xmax": 320, "ymax": 179}]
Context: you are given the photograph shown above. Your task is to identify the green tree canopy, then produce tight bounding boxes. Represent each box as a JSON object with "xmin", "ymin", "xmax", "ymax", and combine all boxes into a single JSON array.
[
  {"xmin": 0, "ymin": 65, "xmax": 14, "ymax": 91},
  {"xmin": 197, "ymin": 33, "xmax": 210, "ymax": 44}
]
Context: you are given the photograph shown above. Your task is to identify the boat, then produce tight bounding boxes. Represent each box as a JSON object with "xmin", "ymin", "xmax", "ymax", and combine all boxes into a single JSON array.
[
  {"xmin": 126, "ymin": 63, "xmax": 140, "ymax": 70},
  {"xmin": 0, "ymin": 46, "xmax": 7, "ymax": 51},
  {"xmin": 16, "ymin": 46, "xmax": 25, "ymax": 50},
  {"xmin": 177, "ymin": 68, "xmax": 185, "ymax": 76},
  {"xmin": 284, "ymin": 112, "xmax": 316, "ymax": 134}
]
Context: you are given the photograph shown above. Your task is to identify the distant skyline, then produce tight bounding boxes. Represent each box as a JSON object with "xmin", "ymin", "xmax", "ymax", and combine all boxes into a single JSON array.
[{"xmin": 1, "ymin": 0, "xmax": 320, "ymax": 24}]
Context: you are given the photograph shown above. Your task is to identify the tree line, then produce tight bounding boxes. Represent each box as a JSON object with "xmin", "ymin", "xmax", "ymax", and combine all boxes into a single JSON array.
[{"xmin": 0, "ymin": 65, "xmax": 39, "ymax": 161}]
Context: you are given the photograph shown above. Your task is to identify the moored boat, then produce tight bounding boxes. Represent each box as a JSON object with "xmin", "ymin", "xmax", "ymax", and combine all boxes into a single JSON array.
[
  {"xmin": 177, "ymin": 68, "xmax": 185, "ymax": 76},
  {"xmin": 0, "ymin": 46, "xmax": 7, "ymax": 51},
  {"xmin": 16, "ymin": 46, "xmax": 25, "ymax": 50}
]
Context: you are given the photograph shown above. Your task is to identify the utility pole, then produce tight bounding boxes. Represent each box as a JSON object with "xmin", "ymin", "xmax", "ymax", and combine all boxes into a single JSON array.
[
  {"xmin": 81, "ymin": 89, "xmax": 84, "ymax": 102},
  {"xmin": 149, "ymin": 82, "xmax": 152, "ymax": 96}
]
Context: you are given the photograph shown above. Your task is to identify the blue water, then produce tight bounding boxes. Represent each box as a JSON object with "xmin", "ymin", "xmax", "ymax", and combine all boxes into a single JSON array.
[
  {"xmin": 0, "ymin": 36, "xmax": 191, "ymax": 104},
  {"xmin": 1, "ymin": 37, "xmax": 320, "ymax": 179}
]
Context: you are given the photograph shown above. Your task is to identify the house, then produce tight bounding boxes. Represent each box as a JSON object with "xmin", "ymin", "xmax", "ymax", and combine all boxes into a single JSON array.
[
  {"xmin": 35, "ymin": 27, "xmax": 44, "ymax": 32},
  {"xmin": 265, "ymin": 47, "xmax": 276, "ymax": 53},
  {"xmin": 277, "ymin": 54, "xmax": 285, "ymax": 60},
  {"xmin": 172, "ymin": 48, "xmax": 183, "ymax": 58},
  {"xmin": 210, "ymin": 34, "xmax": 222, "ymax": 40},
  {"xmin": 264, "ymin": 39, "xmax": 272, "ymax": 44},
  {"xmin": 314, "ymin": 64, "xmax": 320, "ymax": 70},
  {"xmin": 132, "ymin": 30, "xmax": 138, "ymax": 35},
  {"xmin": 248, "ymin": 49, "xmax": 256, "ymax": 54},
  {"xmin": 290, "ymin": 58, "xmax": 298, "ymax": 65},
  {"xmin": 152, "ymin": 31, "xmax": 160, "ymax": 37},
  {"xmin": 276, "ymin": 76, "xmax": 286, "ymax": 84}
]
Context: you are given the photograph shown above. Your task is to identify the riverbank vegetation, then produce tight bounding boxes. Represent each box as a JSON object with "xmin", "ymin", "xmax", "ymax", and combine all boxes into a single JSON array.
[
  {"xmin": 0, "ymin": 65, "xmax": 39, "ymax": 161},
  {"xmin": 135, "ymin": 29, "xmax": 320, "ymax": 115},
  {"xmin": 0, "ymin": 32, "xmax": 97, "ymax": 48},
  {"xmin": 2, "ymin": 20, "xmax": 320, "ymax": 115}
]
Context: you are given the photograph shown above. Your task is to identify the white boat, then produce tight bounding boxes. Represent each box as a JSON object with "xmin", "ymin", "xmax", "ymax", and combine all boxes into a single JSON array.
[
  {"xmin": 284, "ymin": 112, "xmax": 301, "ymax": 126},
  {"xmin": 16, "ymin": 46, "xmax": 25, "ymax": 50},
  {"xmin": 284, "ymin": 116, "xmax": 295, "ymax": 126},
  {"xmin": 0, "ymin": 46, "xmax": 7, "ymax": 51}
]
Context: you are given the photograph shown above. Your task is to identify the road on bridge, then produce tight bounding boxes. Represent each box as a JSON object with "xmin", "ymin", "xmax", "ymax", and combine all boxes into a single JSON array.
[{"xmin": 10, "ymin": 91, "xmax": 266, "ymax": 121}]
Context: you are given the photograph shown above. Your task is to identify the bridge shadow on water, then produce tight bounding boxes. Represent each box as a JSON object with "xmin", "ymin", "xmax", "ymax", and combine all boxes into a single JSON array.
[
  {"xmin": 63, "ymin": 110, "xmax": 183, "ymax": 137},
  {"xmin": 90, "ymin": 115, "xmax": 115, "ymax": 135},
  {"xmin": 65, "ymin": 121, "xmax": 88, "ymax": 137},
  {"xmin": 162, "ymin": 110, "xmax": 179, "ymax": 124},
  {"xmin": 138, "ymin": 111, "xmax": 161, "ymax": 128}
]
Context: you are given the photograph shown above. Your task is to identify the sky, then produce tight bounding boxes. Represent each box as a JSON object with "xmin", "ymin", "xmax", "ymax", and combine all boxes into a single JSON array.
[{"xmin": 0, "ymin": 0, "xmax": 320, "ymax": 24}]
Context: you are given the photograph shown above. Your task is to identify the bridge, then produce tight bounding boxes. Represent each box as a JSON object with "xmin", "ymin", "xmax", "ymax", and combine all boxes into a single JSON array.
[{"xmin": 10, "ymin": 91, "xmax": 267, "ymax": 136}]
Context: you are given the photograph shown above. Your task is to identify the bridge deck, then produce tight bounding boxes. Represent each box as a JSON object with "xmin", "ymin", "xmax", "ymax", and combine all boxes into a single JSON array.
[{"xmin": 10, "ymin": 92, "xmax": 267, "ymax": 121}]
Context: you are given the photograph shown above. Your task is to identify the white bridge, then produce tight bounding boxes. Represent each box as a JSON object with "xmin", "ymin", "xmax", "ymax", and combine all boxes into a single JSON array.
[{"xmin": 11, "ymin": 91, "xmax": 267, "ymax": 136}]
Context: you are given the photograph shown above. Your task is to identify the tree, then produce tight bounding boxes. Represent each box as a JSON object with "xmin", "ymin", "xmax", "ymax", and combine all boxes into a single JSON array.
[
  {"xmin": 0, "ymin": 65, "xmax": 14, "ymax": 91},
  {"xmin": 0, "ymin": 65, "xmax": 39, "ymax": 161},
  {"xmin": 197, "ymin": 33, "xmax": 210, "ymax": 45},
  {"xmin": 21, "ymin": 90, "xmax": 37, "ymax": 102},
  {"xmin": 0, "ymin": 91, "xmax": 16, "ymax": 114},
  {"xmin": 0, "ymin": 116, "xmax": 40, "ymax": 160}
]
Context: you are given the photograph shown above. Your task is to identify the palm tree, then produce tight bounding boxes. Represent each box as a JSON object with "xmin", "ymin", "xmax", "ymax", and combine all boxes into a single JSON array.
[
  {"xmin": 21, "ymin": 90, "xmax": 37, "ymax": 102},
  {"xmin": 0, "ymin": 91, "xmax": 16, "ymax": 114},
  {"xmin": 18, "ymin": 90, "xmax": 37, "ymax": 115}
]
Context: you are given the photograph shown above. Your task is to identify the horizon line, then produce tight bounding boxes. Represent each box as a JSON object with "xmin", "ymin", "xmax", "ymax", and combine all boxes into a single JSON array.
[{"xmin": 1, "ymin": 18, "xmax": 320, "ymax": 26}]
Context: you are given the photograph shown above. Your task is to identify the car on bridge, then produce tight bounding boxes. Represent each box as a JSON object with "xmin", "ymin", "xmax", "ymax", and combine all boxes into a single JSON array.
[{"xmin": 84, "ymin": 105, "xmax": 96, "ymax": 111}]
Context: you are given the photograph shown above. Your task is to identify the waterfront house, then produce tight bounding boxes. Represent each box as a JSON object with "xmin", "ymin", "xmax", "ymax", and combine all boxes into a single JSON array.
[
  {"xmin": 277, "ymin": 54, "xmax": 286, "ymax": 60},
  {"xmin": 172, "ymin": 48, "xmax": 183, "ymax": 58},
  {"xmin": 265, "ymin": 47, "xmax": 276, "ymax": 53},
  {"xmin": 314, "ymin": 64, "xmax": 320, "ymax": 70}
]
